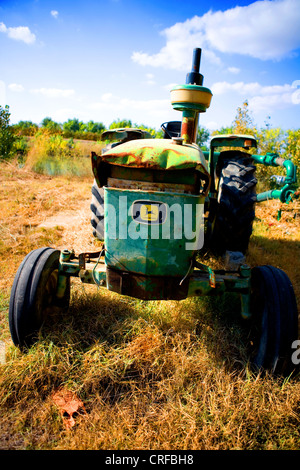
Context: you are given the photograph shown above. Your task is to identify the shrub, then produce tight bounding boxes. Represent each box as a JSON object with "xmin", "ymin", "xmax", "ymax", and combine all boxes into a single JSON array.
[
  {"xmin": 26, "ymin": 131, "xmax": 92, "ymax": 177},
  {"xmin": 12, "ymin": 120, "xmax": 39, "ymax": 136},
  {"xmin": 0, "ymin": 105, "xmax": 15, "ymax": 159}
]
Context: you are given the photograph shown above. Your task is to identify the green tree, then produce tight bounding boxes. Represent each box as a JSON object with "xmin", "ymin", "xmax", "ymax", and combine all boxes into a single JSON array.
[
  {"xmin": 133, "ymin": 122, "xmax": 163, "ymax": 139},
  {"xmin": 255, "ymin": 127, "xmax": 288, "ymax": 185},
  {"xmin": 41, "ymin": 117, "xmax": 54, "ymax": 127},
  {"xmin": 63, "ymin": 118, "xmax": 84, "ymax": 133},
  {"xmin": 85, "ymin": 120, "xmax": 105, "ymax": 133},
  {"xmin": 41, "ymin": 117, "xmax": 62, "ymax": 134},
  {"xmin": 13, "ymin": 120, "xmax": 38, "ymax": 136},
  {"xmin": 212, "ymin": 125, "xmax": 234, "ymax": 136},
  {"xmin": 0, "ymin": 105, "xmax": 15, "ymax": 159},
  {"xmin": 109, "ymin": 119, "xmax": 132, "ymax": 129},
  {"xmin": 257, "ymin": 127, "xmax": 286, "ymax": 156},
  {"xmin": 196, "ymin": 126, "xmax": 210, "ymax": 150}
]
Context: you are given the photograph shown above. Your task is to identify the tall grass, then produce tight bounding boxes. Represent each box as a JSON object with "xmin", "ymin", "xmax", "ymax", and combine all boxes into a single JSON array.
[{"xmin": 25, "ymin": 131, "xmax": 101, "ymax": 177}]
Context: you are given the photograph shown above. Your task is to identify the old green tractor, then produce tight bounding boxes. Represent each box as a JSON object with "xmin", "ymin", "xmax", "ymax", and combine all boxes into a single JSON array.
[{"xmin": 9, "ymin": 48, "xmax": 299, "ymax": 376}]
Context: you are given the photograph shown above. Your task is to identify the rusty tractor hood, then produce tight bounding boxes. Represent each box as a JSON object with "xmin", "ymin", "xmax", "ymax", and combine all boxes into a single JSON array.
[
  {"xmin": 100, "ymin": 139, "xmax": 208, "ymax": 172},
  {"xmin": 92, "ymin": 139, "xmax": 209, "ymax": 188}
]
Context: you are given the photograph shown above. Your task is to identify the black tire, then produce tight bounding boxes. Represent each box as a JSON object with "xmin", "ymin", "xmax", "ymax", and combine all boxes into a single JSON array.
[
  {"xmin": 90, "ymin": 179, "xmax": 104, "ymax": 240},
  {"xmin": 9, "ymin": 247, "xmax": 70, "ymax": 348},
  {"xmin": 209, "ymin": 151, "xmax": 257, "ymax": 255},
  {"xmin": 248, "ymin": 265, "xmax": 298, "ymax": 376}
]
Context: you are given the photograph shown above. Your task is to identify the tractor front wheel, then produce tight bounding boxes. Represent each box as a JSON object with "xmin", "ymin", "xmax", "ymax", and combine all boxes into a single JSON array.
[
  {"xmin": 247, "ymin": 265, "xmax": 298, "ymax": 376},
  {"xmin": 9, "ymin": 247, "xmax": 70, "ymax": 348}
]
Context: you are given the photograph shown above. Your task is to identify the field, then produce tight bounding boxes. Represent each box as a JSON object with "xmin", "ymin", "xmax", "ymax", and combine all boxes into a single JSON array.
[{"xmin": 0, "ymin": 156, "xmax": 300, "ymax": 450}]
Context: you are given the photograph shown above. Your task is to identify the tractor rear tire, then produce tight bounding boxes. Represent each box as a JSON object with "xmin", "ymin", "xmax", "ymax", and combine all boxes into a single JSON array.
[
  {"xmin": 248, "ymin": 265, "xmax": 298, "ymax": 376},
  {"xmin": 9, "ymin": 247, "xmax": 70, "ymax": 348},
  {"xmin": 209, "ymin": 151, "xmax": 257, "ymax": 255},
  {"xmin": 91, "ymin": 179, "xmax": 104, "ymax": 240}
]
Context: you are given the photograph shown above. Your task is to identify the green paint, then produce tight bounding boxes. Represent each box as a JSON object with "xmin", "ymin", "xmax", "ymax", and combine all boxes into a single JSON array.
[
  {"xmin": 187, "ymin": 269, "xmax": 250, "ymax": 297},
  {"xmin": 171, "ymin": 84, "xmax": 212, "ymax": 93},
  {"xmin": 252, "ymin": 153, "xmax": 298, "ymax": 203},
  {"xmin": 104, "ymin": 187, "xmax": 205, "ymax": 277}
]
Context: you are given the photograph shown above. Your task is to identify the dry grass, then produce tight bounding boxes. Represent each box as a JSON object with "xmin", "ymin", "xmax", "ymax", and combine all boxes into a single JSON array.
[
  {"xmin": 247, "ymin": 199, "xmax": 300, "ymax": 303},
  {"xmin": 0, "ymin": 159, "xmax": 300, "ymax": 450}
]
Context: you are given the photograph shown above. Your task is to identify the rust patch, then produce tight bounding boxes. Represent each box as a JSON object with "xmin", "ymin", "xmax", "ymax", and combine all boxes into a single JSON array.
[{"xmin": 181, "ymin": 116, "xmax": 196, "ymax": 144}]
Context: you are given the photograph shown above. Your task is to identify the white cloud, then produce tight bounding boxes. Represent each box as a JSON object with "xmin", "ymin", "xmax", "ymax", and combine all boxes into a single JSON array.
[
  {"xmin": 90, "ymin": 92, "xmax": 169, "ymax": 112},
  {"xmin": 292, "ymin": 80, "xmax": 300, "ymax": 104},
  {"xmin": 211, "ymin": 81, "xmax": 262, "ymax": 95},
  {"xmin": 30, "ymin": 88, "xmax": 75, "ymax": 98},
  {"xmin": 227, "ymin": 67, "xmax": 240, "ymax": 74},
  {"xmin": 51, "ymin": 10, "xmax": 59, "ymax": 19},
  {"xmin": 8, "ymin": 83, "xmax": 24, "ymax": 92},
  {"xmin": 205, "ymin": 121, "xmax": 219, "ymax": 130},
  {"xmin": 211, "ymin": 81, "xmax": 294, "ymax": 97},
  {"xmin": 88, "ymin": 92, "xmax": 173, "ymax": 126},
  {"xmin": 249, "ymin": 93, "xmax": 294, "ymax": 112},
  {"xmin": 0, "ymin": 22, "xmax": 36, "ymax": 44},
  {"xmin": 145, "ymin": 73, "xmax": 156, "ymax": 86},
  {"xmin": 163, "ymin": 82, "xmax": 178, "ymax": 91},
  {"xmin": 132, "ymin": 0, "xmax": 300, "ymax": 70},
  {"xmin": 101, "ymin": 92, "xmax": 114, "ymax": 103},
  {"xmin": 205, "ymin": 0, "xmax": 300, "ymax": 60},
  {"xmin": 211, "ymin": 80, "xmax": 298, "ymax": 113}
]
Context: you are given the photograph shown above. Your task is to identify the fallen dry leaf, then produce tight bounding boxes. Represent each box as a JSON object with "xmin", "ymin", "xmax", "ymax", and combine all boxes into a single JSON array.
[{"xmin": 52, "ymin": 388, "xmax": 86, "ymax": 430}]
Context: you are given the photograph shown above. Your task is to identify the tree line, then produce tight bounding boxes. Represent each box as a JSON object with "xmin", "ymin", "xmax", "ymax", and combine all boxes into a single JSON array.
[
  {"xmin": 0, "ymin": 103, "xmax": 299, "ymax": 185},
  {"xmin": 11, "ymin": 116, "xmax": 163, "ymax": 141}
]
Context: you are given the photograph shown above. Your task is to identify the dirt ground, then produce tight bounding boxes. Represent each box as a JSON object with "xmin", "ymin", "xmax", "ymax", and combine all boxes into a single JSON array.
[{"xmin": 38, "ymin": 198, "xmax": 95, "ymax": 253}]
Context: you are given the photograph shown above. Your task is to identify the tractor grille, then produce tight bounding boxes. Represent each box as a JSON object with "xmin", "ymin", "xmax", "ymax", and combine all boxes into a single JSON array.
[{"xmin": 107, "ymin": 177, "xmax": 200, "ymax": 195}]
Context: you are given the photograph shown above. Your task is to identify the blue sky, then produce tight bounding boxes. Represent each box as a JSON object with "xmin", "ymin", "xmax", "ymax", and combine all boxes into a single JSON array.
[{"xmin": 0, "ymin": 0, "xmax": 300, "ymax": 132}]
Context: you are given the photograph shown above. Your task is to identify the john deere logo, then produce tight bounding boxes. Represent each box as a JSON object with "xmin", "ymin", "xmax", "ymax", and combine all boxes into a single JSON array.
[{"xmin": 132, "ymin": 200, "xmax": 167, "ymax": 225}]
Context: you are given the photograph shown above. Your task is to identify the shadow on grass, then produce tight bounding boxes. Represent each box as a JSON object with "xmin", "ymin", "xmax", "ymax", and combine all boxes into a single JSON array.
[
  {"xmin": 43, "ymin": 287, "xmax": 140, "ymax": 348},
  {"xmin": 248, "ymin": 233, "xmax": 300, "ymax": 314},
  {"xmin": 7, "ymin": 275, "xmax": 299, "ymax": 412},
  {"xmin": 41, "ymin": 282, "xmax": 249, "ymax": 374},
  {"xmin": 38, "ymin": 235, "xmax": 300, "ymax": 386}
]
